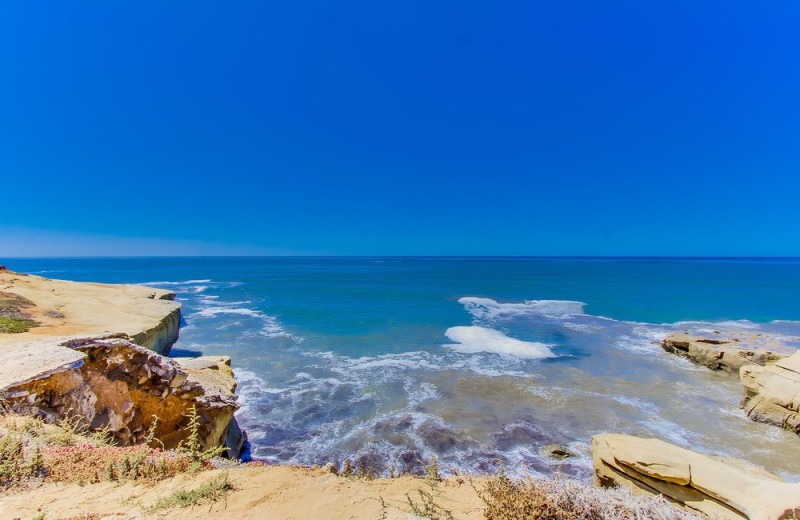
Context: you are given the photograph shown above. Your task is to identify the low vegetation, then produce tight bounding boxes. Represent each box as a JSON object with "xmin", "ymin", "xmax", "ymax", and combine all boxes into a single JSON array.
[
  {"xmin": 478, "ymin": 473, "xmax": 703, "ymax": 520},
  {"xmin": 144, "ymin": 473, "xmax": 235, "ymax": 513},
  {"xmin": 0, "ymin": 291, "xmax": 39, "ymax": 333},
  {"xmin": 0, "ymin": 316, "xmax": 38, "ymax": 333},
  {"xmin": 0, "ymin": 409, "xmax": 211, "ymax": 489}
]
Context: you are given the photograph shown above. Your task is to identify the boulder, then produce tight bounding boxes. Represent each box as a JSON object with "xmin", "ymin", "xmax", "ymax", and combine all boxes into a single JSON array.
[
  {"xmin": 592, "ymin": 433, "xmax": 800, "ymax": 520},
  {"xmin": 2, "ymin": 336, "xmax": 239, "ymax": 452},
  {"xmin": 661, "ymin": 332, "xmax": 788, "ymax": 375},
  {"xmin": 741, "ymin": 351, "xmax": 800, "ymax": 435}
]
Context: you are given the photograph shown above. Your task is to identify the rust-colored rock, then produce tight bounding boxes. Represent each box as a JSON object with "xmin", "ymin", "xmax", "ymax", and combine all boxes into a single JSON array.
[{"xmin": 2, "ymin": 336, "xmax": 240, "ymax": 454}]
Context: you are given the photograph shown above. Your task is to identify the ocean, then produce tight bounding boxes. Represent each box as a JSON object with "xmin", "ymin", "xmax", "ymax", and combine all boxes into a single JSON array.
[{"xmin": 9, "ymin": 257, "xmax": 800, "ymax": 480}]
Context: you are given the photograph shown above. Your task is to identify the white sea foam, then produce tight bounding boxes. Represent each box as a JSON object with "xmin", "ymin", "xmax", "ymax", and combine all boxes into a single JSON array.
[
  {"xmin": 141, "ymin": 279, "xmax": 212, "ymax": 286},
  {"xmin": 445, "ymin": 326, "xmax": 556, "ymax": 359},
  {"xmin": 192, "ymin": 305, "xmax": 298, "ymax": 340},
  {"xmin": 194, "ymin": 306, "xmax": 263, "ymax": 318},
  {"xmin": 458, "ymin": 297, "xmax": 586, "ymax": 321}
]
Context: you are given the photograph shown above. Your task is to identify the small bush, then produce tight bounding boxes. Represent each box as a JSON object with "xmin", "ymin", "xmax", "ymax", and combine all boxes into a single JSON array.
[
  {"xmin": 479, "ymin": 474, "xmax": 703, "ymax": 520},
  {"xmin": 0, "ymin": 316, "xmax": 37, "ymax": 333}
]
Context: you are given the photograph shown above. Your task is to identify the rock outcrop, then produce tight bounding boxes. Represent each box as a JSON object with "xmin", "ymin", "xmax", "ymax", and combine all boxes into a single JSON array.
[
  {"xmin": 661, "ymin": 332, "xmax": 789, "ymax": 375},
  {"xmin": 2, "ymin": 335, "xmax": 241, "ymax": 455},
  {"xmin": 592, "ymin": 433, "xmax": 800, "ymax": 520},
  {"xmin": 0, "ymin": 269, "xmax": 245, "ymax": 458},
  {"xmin": 0, "ymin": 269, "xmax": 181, "ymax": 355},
  {"xmin": 741, "ymin": 351, "xmax": 800, "ymax": 436}
]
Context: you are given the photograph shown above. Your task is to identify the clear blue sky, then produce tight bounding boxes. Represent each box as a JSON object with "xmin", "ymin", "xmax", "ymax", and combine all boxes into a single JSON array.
[{"xmin": 1, "ymin": 1, "xmax": 798, "ymax": 256}]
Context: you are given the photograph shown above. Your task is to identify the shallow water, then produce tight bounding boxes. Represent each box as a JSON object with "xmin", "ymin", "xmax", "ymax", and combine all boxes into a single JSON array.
[{"xmin": 11, "ymin": 257, "xmax": 800, "ymax": 480}]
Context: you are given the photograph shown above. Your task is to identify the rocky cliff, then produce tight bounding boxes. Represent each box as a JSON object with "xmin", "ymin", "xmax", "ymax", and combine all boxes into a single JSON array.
[{"xmin": 0, "ymin": 269, "xmax": 244, "ymax": 457}]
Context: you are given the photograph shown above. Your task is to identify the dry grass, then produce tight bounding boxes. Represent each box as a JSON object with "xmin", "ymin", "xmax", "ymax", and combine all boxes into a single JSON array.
[
  {"xmin": 0, "ymin": 412, "xmax": 195, "ymax": 488},
  {"xmin": 43, "ymin": 443, "xmax": 193, "ymax": 484},
  {"xmin": 478, "ymin": 474, "xmax": 704, "ymax": 520},
  {"xmin": 144, "ymin": 473, "xmax": 235, "ymax": 512}
]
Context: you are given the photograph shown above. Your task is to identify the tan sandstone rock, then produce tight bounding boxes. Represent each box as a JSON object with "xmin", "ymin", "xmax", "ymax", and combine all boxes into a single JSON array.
[
  {"xmin": 741, "ymin": 351, "xmax": 800, "ymax": 436},
  {"xmin": 0, "ymin": 269, "xmax": 181, "ymax": 355},
  {"xmin": 661, "ymin": 331, "xmax": 789, "ymax": 375},
  {"xmin": 592, "ymin": 433, "xmax": 800, "ymax": 520}
]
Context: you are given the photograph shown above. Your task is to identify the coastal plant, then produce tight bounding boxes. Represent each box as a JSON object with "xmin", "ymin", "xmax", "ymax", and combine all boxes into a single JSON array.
[
  {"xmin": 424, "ymin": 456, "xmax": 442, "ymax": 482},
  {"xmin": 0, "ymin": 291, "xmax": 39, "ymax": 333},
  {"xmin": 144, "ymin": 473, "xmax": 234, "ymax": 513},
  {"xmin": 177, "ymin": 405, "xmax": 225, "ymax": 463},
  {"xmin": 0, "ymin": 316, "xmax": 38, "ymax": 333},
  {"xmin": 341, "ymin": 458, "xmax": 354, "ymax": 477},
  {"xmin": 405, "ymin": 486, "xmax": 454, "ymax": 520},
  {"xmin": 42, "ymin": 443, "xmax": 192, "ymax": 483},
  {"xmin": 478, "ymin": 473, "xmax": 704, "ymax": 520}
]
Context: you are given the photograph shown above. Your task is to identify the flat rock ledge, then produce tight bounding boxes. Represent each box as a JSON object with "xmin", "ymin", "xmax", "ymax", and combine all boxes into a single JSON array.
[
  {"xmin": 592, "ymin": 433, "xmax": 800, "ymax": 520},
  {"xmin": 741, "ymin": 351, "xmax": 800, "ymax": 436},
  {"xmin": 1, "ymin": 335, "xmax": 244, "ymax": 457},
  {"xmin": 661, "ymin": 331, "xmax": 790, "ymax": 375}
]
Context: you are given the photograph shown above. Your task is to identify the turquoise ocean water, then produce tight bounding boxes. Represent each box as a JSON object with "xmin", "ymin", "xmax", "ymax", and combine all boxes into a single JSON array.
[{"xmin": 9, "ymin": 257, "xmax": 800, "ymax": 480}]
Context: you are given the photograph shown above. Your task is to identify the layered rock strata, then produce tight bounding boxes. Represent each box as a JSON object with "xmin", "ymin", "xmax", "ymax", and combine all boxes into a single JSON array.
[
  {"xmin": 741, "ymin": 351, "xmax": 800, "ymax": 436},
  {"xmin": 0, "ymin": 269, "xmax": 181, "ymax": 355},
  {"xmin": 661, "ymin": 332, "xmax": 789, "ymax": 375},
  {"xmin": 592, "ymin": 433, "xmax": 800, "ymax": 520}
]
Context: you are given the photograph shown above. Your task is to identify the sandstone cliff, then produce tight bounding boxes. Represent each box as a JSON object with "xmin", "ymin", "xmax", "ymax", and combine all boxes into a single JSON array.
[{"xmin": 0, "ymin": 269, "xmax": 244, "ymax": 457}]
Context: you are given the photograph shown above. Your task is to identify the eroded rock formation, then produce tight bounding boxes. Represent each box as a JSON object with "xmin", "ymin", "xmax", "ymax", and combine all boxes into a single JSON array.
[
  {"xmin": 661, "ymin": 332, "xmax": 788, "ymax": 375},
  {"xmin": 0, "ymin": 269, "xmax": 245, "ymax": 458},
  {"xmin": 1, "ymin": 336, "xmax": 242, "ymax": 456},
  {"xmin": 592, "ymin": 433, "xmax": 800, "ymax": 520},
  {"xmin": 741, "ymin": 351, "xmax": 800, "ymax": 436}
]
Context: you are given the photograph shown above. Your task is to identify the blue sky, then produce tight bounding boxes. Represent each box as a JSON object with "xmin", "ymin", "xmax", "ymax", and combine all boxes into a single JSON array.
[{"xmin": 1, "ymin": 1, "xmax": 798, "ymax": 256}]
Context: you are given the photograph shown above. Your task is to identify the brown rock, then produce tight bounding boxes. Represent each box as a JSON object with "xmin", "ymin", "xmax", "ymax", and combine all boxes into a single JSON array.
[{"xmin": 2, "ymin": 336, "xmax": 239, "ymax": 452}]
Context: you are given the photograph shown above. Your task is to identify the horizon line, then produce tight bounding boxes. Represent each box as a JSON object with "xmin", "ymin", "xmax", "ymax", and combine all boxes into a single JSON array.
[{"xmin": 3, "ymin": 255, "xmax": 800, "ymax": 260}]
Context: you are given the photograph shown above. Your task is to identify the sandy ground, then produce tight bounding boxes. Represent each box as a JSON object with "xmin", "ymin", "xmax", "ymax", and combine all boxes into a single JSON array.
[
  {"xmin": 0, "ymin": 269, "xmax": 179, "ymax": 389},
  {"xmin": 0, "ymin": 465, "xmax": 488, "ymax": 520},
  {"xmin": 0, "ymin": 269, "xmax": 177, "ymax": 344}
]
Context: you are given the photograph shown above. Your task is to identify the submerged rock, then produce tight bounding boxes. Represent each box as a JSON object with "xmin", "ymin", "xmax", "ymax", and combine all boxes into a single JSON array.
[
  {"xmin": 540, "ymin": 443, "xmax": 574, "ymax": 460},
  {"xmin": 592, "ymin": 433, "xmax": 800, "ymax": 520},
  {"xmin": 661, "ymin": 331, "xmax": 788, "ymax": 375},
  {"xmin": 741, "ymin": 351, "xmax": 800, "ymax": 436}
]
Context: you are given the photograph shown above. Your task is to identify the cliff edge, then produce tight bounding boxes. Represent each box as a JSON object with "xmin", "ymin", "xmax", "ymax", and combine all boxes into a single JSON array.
[{"xmin": 0, "ymin": 269, "xmax": 243, "ymax": 457}]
